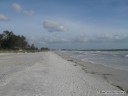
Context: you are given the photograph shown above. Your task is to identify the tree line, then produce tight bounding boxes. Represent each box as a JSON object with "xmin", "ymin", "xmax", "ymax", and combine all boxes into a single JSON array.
[{"xmin": 0, "ymin": 30, "xmax": 49, "ymax": 52}]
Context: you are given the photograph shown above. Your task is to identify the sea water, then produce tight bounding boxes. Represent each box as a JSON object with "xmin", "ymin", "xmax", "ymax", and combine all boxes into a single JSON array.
[{"xmin": 61, "ymin": 51, "xmax": 128, "ymax": 71}]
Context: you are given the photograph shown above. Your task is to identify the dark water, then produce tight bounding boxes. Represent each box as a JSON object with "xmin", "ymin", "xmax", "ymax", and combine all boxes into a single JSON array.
[{"xmin": 60, "ymin": 51, "xmax": 128, "ymax": 71}]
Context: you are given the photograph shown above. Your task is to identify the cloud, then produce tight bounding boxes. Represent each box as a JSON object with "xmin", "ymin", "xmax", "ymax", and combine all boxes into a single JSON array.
[
  {"xmin": 27, "ymin": 33, "xmax": 128, "ymax": 49},
  {"xmin": 43, "ymin": 37, "xmax": 69, "ymax": 43},
  {"xmin": 23, "ymin": 10, "xmax": 35, "ymax": 16},
  {"xmin": 70, "ymin": 35, "xmax": 88, "ymax": 43},
  {"xmin": 63, "ymin": 34, "xmax": 128, "ymax": 43},
  {"xmin": 83, "ymin": 34, "xmax": 128, "ymax": 43},
  {"xmin": 43, "ymin": 20, "xmax": 66, "ymax": 32},
  {"xmin": 12, "ymin": 3, "xmax": 22, "ymax": 12},
  {"xmin": 12, "ymin": 3, "xmax": 34, "ymax": 16},
  {"xmin": 0, "ymin": 14, "xmax": 9, "ymax": 21}
]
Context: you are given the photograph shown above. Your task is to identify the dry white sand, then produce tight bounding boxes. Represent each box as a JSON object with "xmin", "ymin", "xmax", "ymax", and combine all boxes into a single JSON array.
[
  {"xmin": 0, "ymin": 53, "xmax": 13, "ymax": 56},
  {"xmin": 0, "ymin": 52, "xmax": 126, "ymax": 96}
]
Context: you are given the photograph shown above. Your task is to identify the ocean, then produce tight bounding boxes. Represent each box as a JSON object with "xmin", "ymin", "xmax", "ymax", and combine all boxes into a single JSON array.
[{"xmin": 60, "ymin": 51, "xmax": 128, "ymax": 71}]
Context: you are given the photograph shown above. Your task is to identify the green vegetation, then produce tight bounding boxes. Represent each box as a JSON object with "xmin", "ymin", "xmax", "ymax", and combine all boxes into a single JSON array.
[
  {"xmin": 0, "ymin": 30, "xmax": 49, "ymax": 52},
  {"xmin": 40, "ymin": 47, "xmax": 49, "ymax": 51}
]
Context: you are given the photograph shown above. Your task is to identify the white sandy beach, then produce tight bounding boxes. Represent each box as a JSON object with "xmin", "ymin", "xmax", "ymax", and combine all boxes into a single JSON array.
[
  {"xmin": 56, "ymin": 51, "xmax": 128, "ymax": 93},
  {"xmin": 0, "ymin": 52, "xmax": 126, "ymax": 96}
]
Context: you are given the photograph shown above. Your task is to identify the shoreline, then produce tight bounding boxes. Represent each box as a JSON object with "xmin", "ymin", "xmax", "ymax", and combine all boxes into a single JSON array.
[
  {"xmin": 55, "ymin": 51, "xmax": 128, "ymax": 93},
  {"xmin": 0, "ymin": 51, "xmax": 127, "ymax": 95}
]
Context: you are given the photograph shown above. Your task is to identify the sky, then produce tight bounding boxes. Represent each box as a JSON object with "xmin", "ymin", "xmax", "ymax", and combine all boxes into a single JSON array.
[{"xmin": 0, "ymin": 0, "xmax": 128, "ymax": 49}]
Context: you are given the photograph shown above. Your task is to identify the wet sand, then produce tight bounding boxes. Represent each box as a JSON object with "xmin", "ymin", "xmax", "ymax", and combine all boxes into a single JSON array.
[{"xmin": 56, "ymin": 51, "xmax": 128, "ymax": 94}]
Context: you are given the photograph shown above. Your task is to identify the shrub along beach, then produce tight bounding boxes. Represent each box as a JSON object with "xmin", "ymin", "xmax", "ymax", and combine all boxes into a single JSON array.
[{"xmin": 0, "ymin": 30, "xmax": 49, "ymax": 52}]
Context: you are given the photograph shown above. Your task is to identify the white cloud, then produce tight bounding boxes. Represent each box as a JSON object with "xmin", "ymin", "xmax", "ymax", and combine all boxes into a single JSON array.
[
  {"xmin": 70, "ymin": 35, "xmax": 88, "ymax": 42},
  {"xmin": 84, "ymin": 34, "xmax": 128, "ymax": 43},
  {"xmin": 44, "ymin": 37, "xmax": 69, "ymax": 43},
  {"xmin": 12, "ymin": 3, "xmax": 34, "ymax": 16},
  {"xmin": 0, "ymin": 14, "xmax": 9, "ymax": 21},
  {"xmin": 12, "ymin": 3, "xmax": 22, "ymax": 12},
  {"xmin": 23, "ymin": 10, "xmax": 35, "ymax": 16},
  {"xmin": 27, "ymin": 33, "xmax": 128, "ymax": 49},
  {"xmin": 59, "ymin": 34, "xmax": 128, "ymax": 43},
  {"xmin": 43, "ymin": 20, "xmax": 66, "ymax": 32}
]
